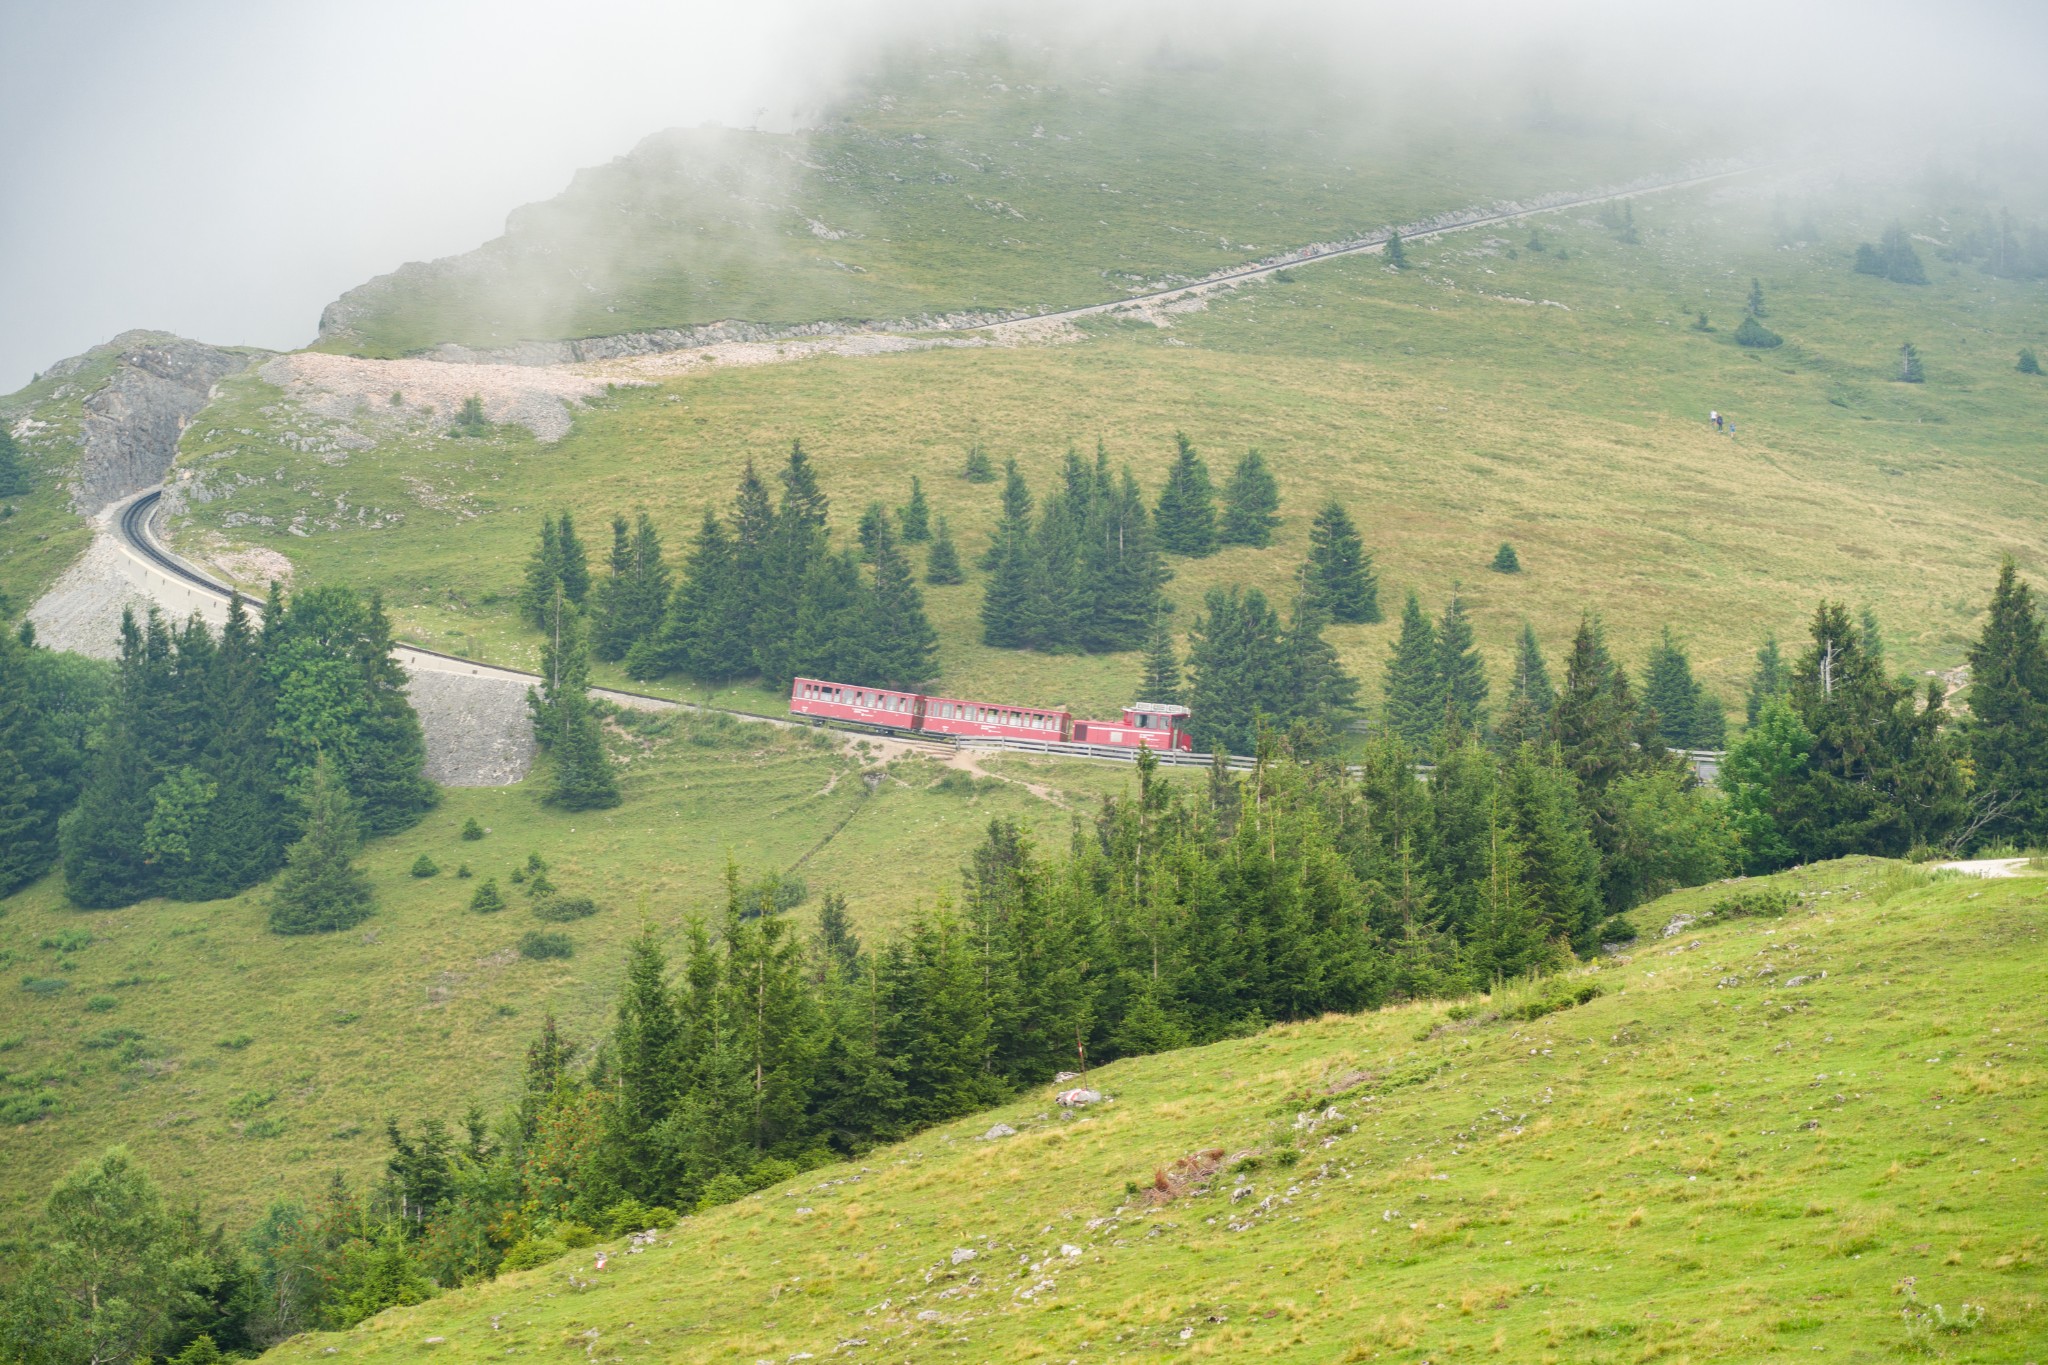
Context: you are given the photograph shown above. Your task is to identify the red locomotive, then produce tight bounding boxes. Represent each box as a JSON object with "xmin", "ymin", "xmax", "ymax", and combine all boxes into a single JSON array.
[{"xmin": 789, "ymin": 678, "xmax": 1193, "ymax": 751}]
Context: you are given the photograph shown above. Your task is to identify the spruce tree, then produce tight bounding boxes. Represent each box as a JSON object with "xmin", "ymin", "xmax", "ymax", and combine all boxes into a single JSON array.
[
  {"xmin": 1282, "ymin": 595, "xmax": 1359, "ymax": 730},
  {"xmin": 1384, "ymin": 230, "xmax": 1408, "ymax": 269},
  {"xmin": 1493, "ymin": 623, "xmax": 1554, "ymax": 751},
  {"xmin": 1153, "ymin": 434, "xmax": 1218, "ymax": 557},
  {"xmin": 1081, "ymin": 466, "xmax": 1170, "ymax": 652},
  {"xmin": 632, "ymin": 507, "xmax": 748, "ymax": 682},
  {"xmin": 1219, "ymin": 449, "xmax": 1280, "ymax": 547},
  {"xmin": 1879, "ymin": 223, "xmax": 1928, "ymax": 284},
  {"xmin": 60, "ymin": 610, "xmax": 168, "ymax": 908},
  {"xmin": 924, "ymin": 515, "xmax": 964, "ymax": 586},
  {"xmin": 1139, "ymin": 619, "xmax": 1182, "ymax": 706},
  {"xmin": 791, "ymin": 550, "xmax": 872, "ymax": 684},
  {"xmin": 556, "ymin": 513, "xmax": 589, "ymax": 605},
  {"xmin": 517, "ymin": 518, "xmax": 563, "ymax": 629},
  {"xmin": 1964, "ymin": 558, "xmax": 2048, "ymax": 843},
  {"xmin": 1020, "ymin": 465, "xmax": 1085, "ymax": 651},
  {"xmin": 0, "ymin": 425, "xmax": 30, "ymax": 496},
  {"xmin": 960, "ymin": 442, "xmax": 995, "ymax": 483},
  {"xmin": 590, "ymin": 517, "xmax": 634, "ymax": 661},
  {"xmin": 591, "ymin": 513, "xmax": 671, "ymax": 664},
  {"xmin": 469, "ymin": 879, "xmax": 505, "ymax": 913},
  {"xmin": 1747, "ymin": 278, "xmax": 1766, "ymax": 316},
  {"xmin": 1897, "ymin": 341, "xmax": 1924, "ymax": 383},
  {"xmin": 1490, "ymin": 542, "xmax": 1520, "ymax": 573},
  {"xmin": 1641, "ymin": 628, "xmax": 1701, "ymax": 750},
  {"xmin": 1300, "ymin": 500, "xmax": 1379, "ymax": 623},
  {"xmin": 1734, "ymin": 315, "xmax": 1783, "ymax": 348},
  {"xmin": 898, "ymin": 476, "xmax": 931, "ymax": 543},
  {"xmin": 2020, "ymin": 348, "xmax": 2042, "ymax": 375},
  {"xmin": 979, "ymin": 460, "xmax": 1034, "ymax": 571},
  {"xmin": 179, "ymin": 597, "xmax": 282, "ymax": 899},
  {"xmin": 978, "ymin": 462, "xmax": 1035, "ymax": 648},
  {"xmin": 267, "ymin": 755, "xmax": 374, "ymax": 935},
  {"xmin": 753, "ymin": 442, "xmax": 828, "ymax": 688},
  {"xmin": 1546, "ymin": 615, "xmax": 1637, "ymax": 797},
  {"xmin": 1434, "ymin": 593, "xmax": 1489, "ymax": 737},
  {"xmin": 548, "ymin": 693, "xmax": 620, "ymax": 811},
  {"xmin": 1381, "ymin": 592, "xmax": 1442, "ymax": 746},
  {"xmin": 1186, "ymin": 587, "xmax": 1289, "ymax": 754},
  {"xmin": 863, "ymin": 508, "xmax": 940, "ymax": 689},
  {"xmin": 0, "ymin": 608, "xmax": 103, "ymax": 895},
  {"xmin": 1745, "ymin": 633, "xmax": 1789, "ymax": 727}
]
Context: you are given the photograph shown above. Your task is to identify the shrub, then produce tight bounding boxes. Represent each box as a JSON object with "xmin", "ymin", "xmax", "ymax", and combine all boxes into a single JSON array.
[
  {"xmin": 409, "ymin": 855, "xmax": 439, "ymax": 878},
  {"xmin": 599, "ymin": 1198, "xmax": 654, "ymax": 1236},
  {"xmin": 1706, "ymin": 887, "xmax": 1794, "ymax": 921},
  {"xmin": 1598, "ymin": 915, "xmax": 1639, "ymax": 943},
  {"xmin": 455, "ymin": 863, "xmax": 473, "ymax": 879},
  {"xmin": 460, "ymin": 817, "xmax": 485, "ymax": 841},
  {"xmin": 216, "ymin": 1034, "xmax": 254, "ymax": 1050},
  {"xmin": 85, "ymin": 995, "xmax": 117, "ymax": 1013},
  {"xmin": 532, "ymin": 895, "xmax": 598, "ymax": 923},
  {"xmin": 518, "ymin": 931, "xmax": 574, "ymax": 960},
  {"xmin": 20, "ymin": 977, "xmax": 67, "ymax": 995},
  {"xmin": 499, "ymin": 1236, "xmax": 567, "ymax": 1272},
  {"xmin": 554, "ymin": 1221, "xmax": 597, "ymax": 1249},
  {"xmin": 960, "ymin": 443, "xmax": 996, "ymax": 483},
  {"xmin": 469, "ymin": 879, "xmax": 505, "ymax": 914},
  {"xmin": 0, "ymin": 1091, "xmax": 58, "ymax": 1124},
  {"xmin": 696, "ymin": 1172, "xmax": 750, "ymax": 1211},
  {"xmin": 1490, "ymin": 542, "xmax": 1520, "ymax": 573},
  {"xmin": 2018, "ymin": 347, "xmax": 2040, "ymax": 375},
  {"xmin": 1734, "ymin": 315, "xmax": 1783, "ymax": 349}
]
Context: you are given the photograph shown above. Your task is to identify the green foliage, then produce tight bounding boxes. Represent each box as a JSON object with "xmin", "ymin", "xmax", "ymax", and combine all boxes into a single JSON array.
[
  {"xmin": 1299, "ymin": 501, "xmax": 1379, "ymax": 623},
  {"xmin": 0, "ymin": 425, "xmax": 30, "ymax": 497},
  {"xmin": 0, "ymin": 620, "xmax": 104, "ymax": 895},
  {"xmin": 1490, "ymin": 542, "xmax": 1520, "ymax": 574},
  {"xmin": 1854, "ymin": 223, "xmax": 1927, "ymax": 285},
  {"xmin": 1745, "ymin": 634, "xmax": 1790, "ymax": 727},
  {"xmin": 924, "ymin": 515, "xmax": 964, "ymax": 586},
  {"xmin": 1153, "ymin": 433, "xmax": 1218, "ymax": 557},
  {"xmin": 981, "ymin": 451, "xmax": 1166, "ymax": 654},
  {"xmin": 1381, "ymin": 592, "xmax": 1442, "ymax": 746},
  {"xmin": 2020, "ymin": 347, "xmax": 2042, "ymax": 375},
  {"xmin": 1219, "ymin": 449, "xmax": 1281, "ymax": 547},
  {"xmin": 1722, "ymin": 694, "xmax": 1814, "ymax": 873},
  {"xmin": 591, "ymin": 513, "xmax": 671, "ymax": 663},
  {"xmin": 898, "ymin": 476, "xmax": 931, "ymax": 543},
  {"xmin": 1734, "ymin": 315, "xmax": 1783, "ymax": 348},
  {"xmin": 959, "ymin": 443, "xmax": 995, "ymax": 484},
  {"xmin": 461, "ymin": 816, "xmax": 485, "ymax": 841},
  {"xmin": 1963, "ymin": 559, "xmax": 2048, "ymax": 846},
  {"xmin": 1746, "ymin": 277, "xmax": 1766, "ymax": 317},
  {"xmin": 519, "ymin": 931, "xmax": 575, "ymax": 961},
  {"xmin": 1897, "ymin": 340, "xmax": 1924, "ymax": 383},
  {"xmin": 448, "ymin": 395, "xmax": 489, "ymax": 437},
  {"xmin": 1641, "ymin": 628, "xmax": 1726, "ymax": 750},
  {"xmin": 409, "ymin": 854, "xmax": 438, "ymax": 878},
  {"xmin": 532, "ymin": 895, "xmax": 598, "ymax": 923},
  {"xmin": 1383, "ymin": 229, "xmax": 1408, "ymax": 269},
  {"xmin": 1138, "ymin": 619, "xmax": 1183, "ymax": 707},
  {"xmin": 266, "ymin": 756, "xmax": 374, "ymax": 936},
  {"xmin": 1492, "ymin": 624, "xmax": 1555, "ymax": 752},
  {"xmin": 1186, "ymin": 587, "xmax": 1355, "ymax": 752},
  {"xmin": 469, "ymin": 879, "xmax": 505, "ymax": 914},
  {"xmin": 1434, "ymin": 594, "xmax": 1489, "ymax": 738},
  {"xmin": 1600, "ymin": 768, "xmax": 1737, "ymax": 908}
]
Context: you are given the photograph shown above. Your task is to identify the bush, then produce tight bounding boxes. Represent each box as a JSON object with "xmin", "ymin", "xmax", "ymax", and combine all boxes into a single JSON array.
[
  {"xmin": 1598, "ymin": 915, "xmax": 1639, "ymax": 943},
  {"xmin": 85, "ymin": 995, "xmax": 117, "ymax": 1012},
  {"xmin": 460, "ymin": 817, "xmax": 485, "ymax": 841},
  {"xmin": 532, "ymin": 895, "xmax": 598, "ymax": 923},
  {"xmin": 499, "ymin": 1236, "xmax": 567, "ymax": 1272},
  {"xmin": 409, "ymin": 855, "xmax": 439, "ymax": 878},
  {"xmin": 216, "ymin": 1033, "xmax": 254, "ymax": 1050},
  {"xmin": 455, "ymin": 863, "xmax": 473, "ymax": 878},
  {"xmin": 2018, "ymin": 347, "xmax": 2040, "ymax": 375},
  {"xmin": 518, "ymin": 931, "xmax": 574, "ymax": 960},
  {"xmin": 1734, "ymin": 315, "xmax": 1783, "ymax": 349},
  {"xmin": 696, "ymin": 1172, "xmax": 750, "ymax": 1211},
  {"xmin": 20, "ymin": 977, "xmax": 67, "ymax": 995},
  {"xmin": 469, "ymin": 879, "xmax": 505, "ymax": 914},
  {"xmin": 1490, "ymin": 542, "xmax": 1520, "ymax": 573},
  {"xmin": 960, "ymin": 443, "xmax": 996, "ymax": 483},
  {"xmin": 554, "ymin": 1221, "xmax": 597, "ymax": 1249},
  {"xmin": 1706, "ymin": 887, "xmax": 1794, "ymax": 921}
]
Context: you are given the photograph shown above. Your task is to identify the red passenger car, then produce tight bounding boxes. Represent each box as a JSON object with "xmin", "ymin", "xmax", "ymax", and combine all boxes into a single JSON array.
[
  {"xmin": 1074, "ymin": 703, "xmax": 1194, "ymax": 752},
  {"xmin": 917, "ymin": 693, "xmax": 1073, "ymax": 742},
  {"xmin": 789, "ymin": 677, "xmax": 925, "ymax": 732}
]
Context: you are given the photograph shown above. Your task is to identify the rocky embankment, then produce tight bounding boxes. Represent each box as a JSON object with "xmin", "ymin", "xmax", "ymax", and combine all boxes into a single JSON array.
[{"xmin": 54, "ymin": 331, "xmax": 262, "ymax": 511}]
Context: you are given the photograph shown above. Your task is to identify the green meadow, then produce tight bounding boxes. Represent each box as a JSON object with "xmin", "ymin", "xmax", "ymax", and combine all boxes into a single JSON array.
[
  {"xmin": 173, "ymin": 180, "xmax": 2048, "ymax": 724},
  {"xmin": 0, "ymin": 707, "xmax": 1184, "ymax": 1243},
  {"xmin": 262, "ymin": 857, "xmax": 2048, "ymax": 1364}
]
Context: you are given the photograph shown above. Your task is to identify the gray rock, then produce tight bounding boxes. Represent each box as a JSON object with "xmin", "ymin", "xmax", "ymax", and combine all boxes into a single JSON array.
[
  {"xmin": 70, "ymin": 333, "xmax": 261, "ymax": 512},
  {"xmin": 978, "ymin": 1123, "xmax": 1017, "ymax": 1140}
]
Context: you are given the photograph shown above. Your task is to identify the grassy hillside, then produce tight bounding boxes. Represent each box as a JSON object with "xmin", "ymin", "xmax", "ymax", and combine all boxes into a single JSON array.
[
  {"xmin": 316, "ymin": 43, "xmax": 1716, "ymax": 357},
  {"xmin": 258, "ymin": 856, "xmax": 2047, "ymax": 1363},
  {"xmin": 0, "ymin": 343, "xmax": 139, "ymax": 611},
  {"xmin": 0, "ymin": 707, "xmax": 1180, "ymax": 1243},
  {"xmin": 174, "ymin": 178, "xmax": 2048, "ymax": 723}
]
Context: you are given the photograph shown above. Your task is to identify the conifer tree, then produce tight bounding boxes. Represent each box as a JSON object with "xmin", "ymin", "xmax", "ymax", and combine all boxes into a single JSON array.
[
  {"xmin": 898, "ymin": 476, "xmax": 931, "ymax": 543},
  {"xmin": 0, "ymin": 604, "xmax": 103, "ymax": 895},
  {"xmin": 590, "ymin": 514, "xmax": 670, "ymax": 663},
  {"xmin": 1382, "ymin": 592, "xmax": 1442, "ymax": 746},
  {"xmin": 754, "ymin": 442, "xmax": 828, "ymax": 688},
  {"xmin": 268, "ymin": 755, "xmax": 374, "ymax": 935},
  {"xmin": 1219, "ymin": 449, "xmax": 1280, "ymax": 547},
  {"xmin": 528, "ymin": 592, "xmax": 619, "ymax": 811},
  {"xmin": 1434, "ymin": 594, "xmax": 1489, "ymax": 737},
  {"xmin": 2020, "ymin": 347, "xmax": 2042, "ymax": 375},
  {"xmin": 924, "ymin": 514, "xmax": 964, "ymax": 586},
  {"xmin": 1020, "ymin": 464, "xmax": 1085, "ymax": 651},
  {"xmin": 792, "ymin": 550, "xmax": 872, "ymax": 683},
  {"xmin": 1186, "ymin": 587, "xmax": 1288, "ymax": 753},
  {"xmin": 1964, "ymin": 559, "xmax": 2048, "ymax": 843},
  {"xmin": 979, "ymin": 462, "xmax": 1035, "ymax": 648},
  {"xmin": 0, "ymin": 425, "xmax": 30, "ymax": 496},
  {"xmin": 979, "ymin": 460, "xmax": 1034, "ymax": 571},
  {"xmin": 1897, "ymin": 341, "xmax": 1924, "ymax": 383},
  {"xmin": 1499, "ymin": 744, "xmax": 1602, "ymax": 950},
  {"xmin": 1641, "ymin": 628, "xmax": 1701, "ymax": 749},
  {"xmin": 632, "ymin": 508, "xmax": 748, "ymax": 682},
  {"xmin": 1879, "ymin": 223, "xmax": 1928, "ymax": 284},
  {"xmin": 1547, "ymin": 615, "xmax": 1638, "ymax": 797},
  {"xmin": 1490, "ymin": 542, "xmax": 1520, "ymax": 573},
  {"xmin": 1300, "ymin": 500, "xmax": 1379, "ymax": 623},
  {"xmin": 1153, "ymin": 434, "xmax": 1218, "ymax": 557},
  {"xmin": 1080, "ymin": 466, "xmax": 1169, "ymax": 651},
  {"xmin": 517, "ymin": 518, "xmax": 563, "ymax": 629},
  {"xmin": 1384, "ymin": 229, "xmax": 1408, "ymax": 269},
  {"xmin": 1282, "ymin": 595, "xmax": 1360, "ymax": 730},
  {"xmin": 555, "ymin": 513, "xmax": 589, "ymax": 605},
  {"xmin": 1747, "ymin": 278, "xmax": 1766, "ymax": 316},
  {"xmin": 178, "ymin": 597, "xmax": 281, "ymax": 898},
  {"xmin": 1745, "ymin": 633, "xmax": 1789, "ymax": 726},
  {"xmin": 960, "ymin": 442, "xmax": 995, "ymax": 483},
  {"xmin": 863, "ymin": 507, "xmax": 940, "ymax": 689},
  {"xmin": 60, "ymin": 609, "xmax": 169, "ymax": 908},
  {"xmin": 1139, "ymin": 619, "xmax": 1183, "ymax": 706},
  {"xmin": 1492, "ymin": 623, "xmax": 1554, "ymax": 751},
  {"xmin": 590, "ymin": 517, "xmax": 633, "ymax": 660},
  {"xmin": 468, "ymin": 879, "xmax": 505, "ymax": 913}
]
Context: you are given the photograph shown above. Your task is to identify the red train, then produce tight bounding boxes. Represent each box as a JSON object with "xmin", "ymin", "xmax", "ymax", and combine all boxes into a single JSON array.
[{"xmin": 789, "ymin": 677, "xmax": 1194, "ymax": 752}]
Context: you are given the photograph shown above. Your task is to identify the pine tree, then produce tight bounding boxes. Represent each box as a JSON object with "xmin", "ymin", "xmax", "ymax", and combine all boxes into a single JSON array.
[
  {"xmin": 924, "ymin": 514, "xmax": 965, "ymax": 586},
  {"xmin": 1300, "ymin": 500, "xmax": 1379, "ymax": 623},
  {"xmin": 632, "ymin": 507, "xmax": 748, "ymax": 682},
  {"xmin": 1139, "ymin": 619, "xmax": 1182, "ymax": 706},
  {"xmin": 2020, "ymin": 347, "xmax": 2042, "ymax": 375},
  {"xmin": 1492, "ymin": 623, "xmax": 1554, "ymax": 751},
  {"xmin": 1640, "ymin": 628, "xmax": 1698, "ymax": 749},
  {"xmin": 1964, "ymin": 558, "xmax": 2048, "ymax": 843},
  {"xmin": 1747, "ymin": 278, "xmax": 1766, "ymax": 316},
  {"xmin": 1546, "ymin": 615, "xmax": 1637, "ymax": 797},
  {"xmin": 979, "ymin": 460, "xmax": 1034, "ymax": 572},
  {"xmin": 863, "ymin": 508, "xmax": 940, "ymax": 689},
  {"xmin": 1384, "ymin": 230, "xmax": 1408, "ymax": 269},
  {"xmin": 754, "ymin": 443, "xmax": 828, "ymax": 688},
  {"xmin": 1879, "ymin": 223, "xmax": 1928, "ymax": 284},
  {"xmin": 960, "ymin": 442, "xmax": 996, "ymax": 483},
  {"xmin": 528, "ymin": 593, "xmax": 619, "ymax": 811},
  {"xmin": 1381, "ymin": 592, "xmax": 1442, "ymax": 746},
  {"xmin": 0, "ymin": 609, "xmax": 104, "ymax": 895},
  {"xmin": 1219, "ymin": 449, "xmax": 1280, "ymax": 547},
  {"xmin": 60, "ymin": 609, "xmax": 169, "ymax": 908},
  {"xmin": 1734, "ymin": 315, "xmax": 1783, "ymax": 348},
  {"xmin": 468, "ymin": 879, "xmax": 505, "ymax": 913},
  {"xmin": 267, "ymin": 755, "xmax": 374, "ymax": 935},
  {"xmin": 1153, "ymin": 434, "xmax": 1218, "ymax": 557},
  {"xmin": 1490, "ymin": 542, "xmax": 1520, "ymax": 573},
  {"xmin": 591, "ymin": 514, "xmax": 672, "ymax": 664},
  {"xmin": 556, "ymin": 513, "xmax": 589, "ymax": 605},
  {"xmin": 0, "ymin": 425, "xmax": 30, "ymax": 496},
  {"xmin": 590, "ymin": 517, "xmax": 634, "ymax": 661},
  {"xmin": 1745, "ymin": 633, "xmax": 1789, "ymax": 727},
  {"xmin": 1897, "ymin": 341, "xmax": 1924, "ymax": 383},
  {"xmin": 1282, "ymin": 595, "xmax": 1359, "ymax": 730},
  {"xmin": 1186, "ymin": 587, "xmax": 1289, "ymax": 754},
  {"xmin": 1434, "ymin": 594, "xmax": 1489, "ymax": 737},
  {"xmin": 791, "ymin": 550, "xmax": 872, "ymax": 684},
  {"xmin": 815, "ymin": 893, "xmax": 862, "ymax": 977},
  {"xmin": 1853, "ymin": 242, "xmax": 1885, "ymax": 276},
  {"xmin": 979, "ymin": 462, "xmax": 1036, "ymax": 649},
  {"xmin": 1081, "ymin": 465, "xmax": 1170, "ymax": 652},
  {"xmin": 898, "ymin": 476, "xmax": 931, "ymax": 543},
  {"xmin": 517, "ymin": 517, "xmax": 563, "ymax": 629}
]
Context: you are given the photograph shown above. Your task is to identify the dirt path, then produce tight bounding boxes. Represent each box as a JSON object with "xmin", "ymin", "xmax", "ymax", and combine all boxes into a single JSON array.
[{"xmin": 1933, "ymin": 857, "xmax": 2034, "ymax": 878}]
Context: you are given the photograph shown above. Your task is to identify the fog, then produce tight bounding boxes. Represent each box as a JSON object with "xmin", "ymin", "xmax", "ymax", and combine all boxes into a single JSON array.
[{"xmin": 2, "ymin": 0, "xmax": 2042, "ymax": 390}]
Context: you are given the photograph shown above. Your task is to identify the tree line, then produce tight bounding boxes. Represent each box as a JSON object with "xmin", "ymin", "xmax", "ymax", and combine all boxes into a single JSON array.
[{"xmin": 4, "ymin": 588, "xmax": 434, "ymax": 916}]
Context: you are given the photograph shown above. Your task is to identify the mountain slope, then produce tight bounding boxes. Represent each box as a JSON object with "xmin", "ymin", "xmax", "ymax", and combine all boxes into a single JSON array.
[
  {"xmin": 261, "ymin": 858, "xmax": 2048, "ymax": 1363},
  {"xmin": 316, "ymin": 43, "xmax": 1715, "ymax": 358}
]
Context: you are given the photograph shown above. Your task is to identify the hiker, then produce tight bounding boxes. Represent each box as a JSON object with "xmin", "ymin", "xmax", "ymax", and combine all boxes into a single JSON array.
[{"xmin": 1709, "ymin": 409, "xmax": 1723, "ymax": 432}]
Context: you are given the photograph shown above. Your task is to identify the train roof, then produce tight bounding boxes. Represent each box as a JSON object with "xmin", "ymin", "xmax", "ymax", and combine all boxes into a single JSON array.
[{"xmin": 1127, "ymin": 702, "xmax": 1192, "ymax": 717}]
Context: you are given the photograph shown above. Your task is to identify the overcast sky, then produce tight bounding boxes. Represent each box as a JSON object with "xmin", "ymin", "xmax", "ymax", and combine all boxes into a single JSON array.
[{"xmin": 3, "ymin": 0, "xmax": 2042, "ymax": 392}]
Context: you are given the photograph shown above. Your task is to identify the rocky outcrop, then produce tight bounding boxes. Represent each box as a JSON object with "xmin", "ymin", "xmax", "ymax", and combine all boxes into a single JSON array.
[{"xmin": 69, "ymin": 332, "xmax": 261, "ymax": 512}]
